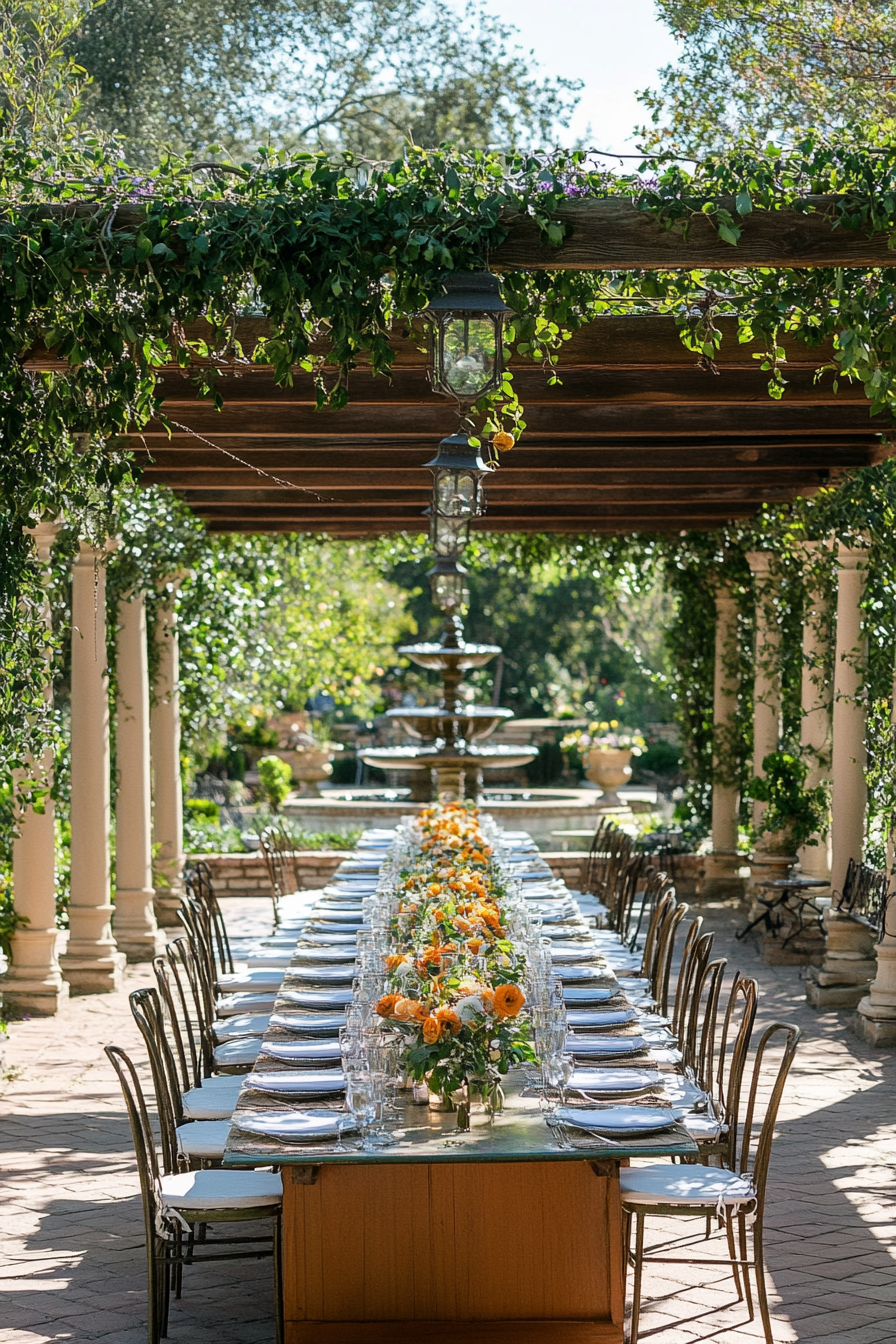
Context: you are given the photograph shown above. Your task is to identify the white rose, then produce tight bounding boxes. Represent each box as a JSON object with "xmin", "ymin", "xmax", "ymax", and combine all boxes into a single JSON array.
[
  {"xmin": 395, "ymin": 959, "xmax": 414, "ymax": 979},
  {"xmin": 456, "ymin": 995, "xmax": 483, "ymax": 1023}
]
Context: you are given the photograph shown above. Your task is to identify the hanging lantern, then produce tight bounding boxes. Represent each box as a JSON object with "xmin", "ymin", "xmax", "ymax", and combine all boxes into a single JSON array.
[
  {"xmin": 428, "ymin": 554, "xmax": 469, "ymax": 613},
  {"xmin": 424, "ymin": 433, "xmax": 492, "ymax": 539},
  {"xmin": 422, "ymin": 271, "xmax": 513, "ymax": 408}
]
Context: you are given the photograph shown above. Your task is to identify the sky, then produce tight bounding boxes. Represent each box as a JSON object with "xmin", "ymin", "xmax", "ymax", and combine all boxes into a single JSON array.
[{"xmin": 489, "ymin": 0, "xmax": 681, "ymax": 152}]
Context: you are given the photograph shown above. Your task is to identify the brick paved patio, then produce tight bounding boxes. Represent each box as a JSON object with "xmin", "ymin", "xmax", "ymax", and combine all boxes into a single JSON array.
[{"xmin": 1, "ymin": 897, "xmax": 894, "ymax": 1343}]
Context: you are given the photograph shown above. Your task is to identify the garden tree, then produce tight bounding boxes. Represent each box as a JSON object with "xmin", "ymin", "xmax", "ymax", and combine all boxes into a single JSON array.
[
  {"xmin": 639, "ymin": 0, "xmax": 896, "ymax": 153},
  {"xmin": 70, "ymin": 0, "xmax": 581, "ymax": 160},
  {"xmin": 0, "ymin": 0, "xmax": 88, "ymax": 147}
]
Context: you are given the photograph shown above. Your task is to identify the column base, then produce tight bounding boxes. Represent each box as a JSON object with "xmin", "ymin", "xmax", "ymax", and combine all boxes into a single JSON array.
[
  {"xmin": 114, "ymin": 887, "xmax": 167, "ymax": 961},
  {"xmin": 805, "ymin": 978, "xmax": 870, "ymax": 1010},
  {"xmin": 855, "ymin": 995, "xmax": 896, "ymax": 1045},
  {"xmin": 59, "ymin": 948, "xmax": 127, "ymax": 994},
  {"xmin": 0, "ymin": 969, "xmax": 70, "ymax": 1017},
  {"xmin": 153, "ymin": 884, "xmax": 185, "ymax": 928}
]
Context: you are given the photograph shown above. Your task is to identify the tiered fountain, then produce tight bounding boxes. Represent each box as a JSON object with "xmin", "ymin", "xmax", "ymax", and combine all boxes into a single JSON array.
[{"xmin": 359, "ymin": 615, "xmax": 536, "ymax": 799}]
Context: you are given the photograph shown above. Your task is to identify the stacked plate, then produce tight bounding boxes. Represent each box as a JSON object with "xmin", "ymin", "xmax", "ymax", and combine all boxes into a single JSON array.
[
  {"xmin": 234, "ymin": 1109, "xmax": 355, "ymax": 1142},
  {"xmin": 562, "ymin": 986, "xmax": 619, "ymax": 1005},
  {"xmin": 259, "ymin": 1038, "xmax": 341, "ymax": 1063},
  {"xmin": 571, "ymin": 1068, "xmax": 662, "ymax": 1097},
  {"xmin": 566, "ymin": 1034, "xmax": 648, "ymax": 1059},
  {"xmin": 268, "ymin": 1010, "xmax": 347, "ymax": 1034},
  {"xmin": 556, "ymin": 1105, "xmax": 675, "ymax": 1138},
  {"xmin": 245, "ymin": 1068, "xmax": 346, "ymax": 1097}
]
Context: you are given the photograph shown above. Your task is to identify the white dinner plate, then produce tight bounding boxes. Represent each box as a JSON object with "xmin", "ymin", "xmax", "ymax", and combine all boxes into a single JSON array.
[
  {"xmin": 305, "ymin": 909, "xmax": 363, "ymax": 924},
  {"xmin": 566, "ymin": 1034, "xmax": 648, "ymax": 1057},
  {"xmin": 279, "ymin": 988, "xmax": 354, "ymax": 1009},
  {"xmin": 285, "ymin": 965, "xmax": 356, "ymax": 985},
  {"xmin": 566, "ymin": 1008, "xmax": 638, "ymax": 1028},
  {"xmin": 552, "ymin": 946, "xmax": 608, "ymax": 965},
  {"xmin": 557, "ymin": 1105, "xmax": 675, "ymax": 1137},
  {"xmin": 542, "ymin": 923, "xmax": 591, "ymax": 939},
  {"xmin": 268, "ymin": 1011, "xmax": 347, "ymax": 1034},
  {"xmin": 307, "ymin": 922, "xmax": 368, "ymax": 935},
  {"xmin": 555, "ymin": 965, "xmax": 610, "ymax": 983},
  {"xmin": 293, "ymin": 947, "xmax": 357, "ymax": 964},
  {"xmin": 334, "ymin": 861, "xmax": 380, "ymax": 873},
  {"xmin": 259, "ymin": 1038, "xmax": 342, "ymax": 1063},
  {"xmin": 245, "ymin": 1069, "xmax": 346, "ymax": 1096},
  {"xmin": 234, "ymin": 1109, "xmax": 356, "ymax": 1141},
  {"xmin": 571, "ymin": 1068, "xmax": 662, "ymax": 1095},
  {"xmin": 562, "ymin": 986, "xmax": 619, "ymax": 1004},
  {"xmin": 300, "ymin": 932, "xmax": 358, "ymax": 945}
]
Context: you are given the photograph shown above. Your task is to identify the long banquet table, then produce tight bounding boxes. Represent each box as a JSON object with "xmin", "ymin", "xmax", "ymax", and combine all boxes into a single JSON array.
[{"xmin": 221, "ymin": 828, "xmax": 698, "ymax": 1344}]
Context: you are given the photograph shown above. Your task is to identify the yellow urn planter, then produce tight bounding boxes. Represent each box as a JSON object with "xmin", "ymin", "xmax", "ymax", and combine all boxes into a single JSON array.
[
  {"xmin": 585, "ymin": 747, "xmax": 633, "ymax": 806},
  {"xmin": 276, "ymin": 746, "xmax": 334, "ymax": 796}
]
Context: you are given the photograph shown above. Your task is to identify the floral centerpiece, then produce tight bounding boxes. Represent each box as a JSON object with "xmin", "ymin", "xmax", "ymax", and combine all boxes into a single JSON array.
[
  {"xmin": 374, "ymin": 801, "xmax": 536, "ymax": 1127},
  {"xmin": 560, "ymin": 720, "xmax": 646, "ymax": 755}
]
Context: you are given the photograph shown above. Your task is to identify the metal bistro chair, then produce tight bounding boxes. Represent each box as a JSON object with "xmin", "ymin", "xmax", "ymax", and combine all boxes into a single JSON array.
[
  {"xmin": 153, "ymin": 948, "xmax": 245, "ymax": 1122},
  {"xmin": 621, "ymin": 1020, "xmax": 801, "ymax": 1344},
  {"xmin": 259, "ymin": 823, "xmax": 301, "ymax": 927},
  {"xmin": 185, "ymin": 861, "xmax": 235, "ymax": 976},
  {"xmin": 105, "ymin": 1044, "xmax": 282, "ymax": 1344}
]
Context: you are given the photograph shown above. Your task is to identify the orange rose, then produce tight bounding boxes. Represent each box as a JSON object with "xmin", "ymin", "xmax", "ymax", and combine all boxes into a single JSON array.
[
  {"xmin": 394, "ymin": 997, "xmax": 428, "ymax": 1023},
  {"xmin": 466, "ymin": 937, "xmax": 484, "ymax": 955},
  {"xmin": 493, "ymin": 983, "xmax": 525, "ymax": 1018},
  {"xmin": 422, "ymin": 1015, "xmax": 442, "ymax": 1044},
  {"xmin": 434, "ymin": 1007, "xmax": 462, "ymax": 1037},
  {"xmin": 384, "ymin": 954, "xmax": 407, "ymax": 972},
  {"xmin": 375, "ymin": 993, "xmax": 400, "ymax": 1018}
]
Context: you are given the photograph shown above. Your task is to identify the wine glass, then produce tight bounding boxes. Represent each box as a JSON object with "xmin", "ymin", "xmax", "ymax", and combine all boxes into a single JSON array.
[{"xmin": 346, "ymin": 1071, "xmax": 379, "ymax": 1152}]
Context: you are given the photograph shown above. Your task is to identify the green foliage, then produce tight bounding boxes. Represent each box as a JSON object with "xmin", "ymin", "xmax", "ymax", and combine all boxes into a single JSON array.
[
  {"xmin": 747, "ymin": 750, "xmax": 830, "ymax": 849},
  {"xmin": 185, "ymin": 798, "xmax": 220, "ymax": 823},
  {"xmin": 640, "ymin": 0, "xmax": 896, "ymax": 154},
  {"xmin": 256, "ymin": 754, "xmax": 293, "ymax": 812},
  {"xmin": 0, "ymin": 0, "xmax": 90, "ymax": 149},
  {"xmin": 0, "ymin": 885, "xmax": 28, "ymax": 959}
]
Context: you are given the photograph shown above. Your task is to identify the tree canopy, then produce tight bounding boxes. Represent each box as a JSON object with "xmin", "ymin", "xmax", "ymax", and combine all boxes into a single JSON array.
[
  {"xmin": 639, "ymin": 0, "xmax": 896, "ymax": 153},
  {"xmin": 70, "ymin": 0, "xmax": 581, "ymax": 161}
]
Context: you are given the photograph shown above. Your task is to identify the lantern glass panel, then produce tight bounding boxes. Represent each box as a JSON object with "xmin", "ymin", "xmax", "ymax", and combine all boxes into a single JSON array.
[
  {"xmin": 431, "ymin": 513, "xmax": 469, "ymax": 556},
  {"xmin": 432, "ymin": 569, "xmax": 467, "ymax": 610},
  {"xmin": 435, "ymin": 468, "xmax": 477, "ymax": 518},
  {"xmin": 440, "ymin": 316, "xmax": 498, "ymax": 400}
]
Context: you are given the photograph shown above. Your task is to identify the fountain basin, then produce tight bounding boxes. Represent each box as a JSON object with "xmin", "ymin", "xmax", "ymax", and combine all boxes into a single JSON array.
[
  {"xmin": 386, "ymin": 705, "xmax": 513, "ymax": 743},
  {"xmin": 399, "ymin": 641, "xmax": 501, "ymax": 671},
  {"xmin": 358, "ymin": 742, "xmax": 537, "ymax": 773}
]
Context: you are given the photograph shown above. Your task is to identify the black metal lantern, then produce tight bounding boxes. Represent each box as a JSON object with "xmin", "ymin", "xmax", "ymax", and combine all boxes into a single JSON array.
[
  {"xmin": 422, "ymin": 271, "xmax": 513, "ymax": 408},
  {"xmin": 424, "ymin": 432, "xmax": 492, "ymax": 534},
  {"xmin": 427, "ymin": 554, "xmax": 469, "ymax": 613}
]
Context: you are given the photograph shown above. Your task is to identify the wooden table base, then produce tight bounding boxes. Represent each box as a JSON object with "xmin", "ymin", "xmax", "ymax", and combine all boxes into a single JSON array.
[{"xmin": 282, "ymin": 1159, "xmax": 625, "ymax": 1344}]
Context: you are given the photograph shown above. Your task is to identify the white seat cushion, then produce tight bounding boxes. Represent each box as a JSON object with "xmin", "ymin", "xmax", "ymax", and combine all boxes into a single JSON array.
[
  {"xmin": 199, "ymin": 1073, "xmax": 247, "ymax": 1090},
  {"xmin": 213, "ymin": 1037, "xmax": 261, "ymax": 1067},
  {"xmin": 213, "ymin": 1013, "xmax": 271, "ymax": 1040},
  {"xmin": 160, "ymin": 1169, "xmax": 282, "ymax": 1210},
  {"xmin": 182, "ymin": 1080, "xmax": 242, "ymax": 1120},
  {"xmin": 620, "ymin": 1163, "xmax": 753, "ymax": 1208},
  {"xmin": 176, "ymin": 1120, "xmax": 232, "ymax": 1159}
]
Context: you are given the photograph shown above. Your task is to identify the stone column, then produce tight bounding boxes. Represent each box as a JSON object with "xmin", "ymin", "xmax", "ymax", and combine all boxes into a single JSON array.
[
  {"xmin": 829, "ymin": 545, "xmax": 868, "ymax": 897},
  {"xmin": 703, "ymin": 581, "xmax": 744, "ymax": 898},
  {"xmin": 59, "ymin": 542, "xmax": 126, "ymax": 993},
  {"xmin": 113, "ymin": 591, "xmax": 165, "ymax": 961},
  {"xmin": 151, "ymin": 588, "xmax": 185, "ymax": 926},
  {"xmin": 0, "ymin": 522, "xmax": 69, "ymax": 1016},
  {"xmin": 797, "ymin": 543, "xmax": 833, "ymax": 880},
  {"xmin": 745, "ymin": 551, "xmax": 782, "ymax": 830}
]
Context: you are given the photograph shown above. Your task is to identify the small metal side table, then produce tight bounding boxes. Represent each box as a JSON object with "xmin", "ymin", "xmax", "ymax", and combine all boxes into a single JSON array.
[{"xmin": 736, "ymin": 874, "xmax": 830, "ymax": 947}]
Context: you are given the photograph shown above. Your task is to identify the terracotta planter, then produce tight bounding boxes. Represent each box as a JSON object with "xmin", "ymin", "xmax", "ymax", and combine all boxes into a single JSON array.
[{"xmin": 585, "ymin": 747, "xmax": 633, "ymax": 806}]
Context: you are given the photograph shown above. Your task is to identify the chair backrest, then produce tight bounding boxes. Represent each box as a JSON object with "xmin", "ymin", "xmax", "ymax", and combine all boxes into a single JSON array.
[
  {"xmin": 582, "ymin": 820, "xmax": 633, "ymax": 907},
  {"xmin": 259, "ymin": 823, "xmax": 298, "ymax": 923},
  {"xmin": 169, "ymin": 932, "xmax": 217, "ymax": 1078},
  {"xmin": 105, "ymin": 1043, "xmax": 164, "ymax": 1244},
  {"xmin": 671, "ymin": 924, "xmax": 712, "ymax": 1043},
  {"xmin": 613, "ymin": 854, "xmax": 645, "ymax": 943},
  {"xmin": 638, "ymin": 888, "xmax": 675, "ymax": 986},
  {"xmin": 737, "ymin": 1020, "xmax": 801, "ymax": 1212},
  {"xmin": 152, "ymin": 954, "xmax": 196, "ymax": 1093},
  {"xmin": 129, "ymin": 986, "xmax": 185, "ymax": 1168},
  {"xmin": 714, "ymin": 972, "xmax": 759, "ymax": 1168},
  {"xmin": 624, "ymin": 867, "xmax": 671, "ymax": 953},
  {"xmin": 653, "ymin": 898, "xmax": 689, "ymax": 1015},
  {"xmin": 178, "ymin": 895, "xmax": 218, "ymax": 1021},
  {"xmin": 185, "ymin": 861, "xmax": 234, "ymax": 975},
  {"xmin": 689, "ymin": 955, "xmax": 728, "ymax": 1093}
]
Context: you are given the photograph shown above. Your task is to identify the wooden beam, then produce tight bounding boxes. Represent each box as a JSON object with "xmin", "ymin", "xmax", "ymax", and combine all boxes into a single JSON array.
[
  {"xmin": 21, "ymin": 197, "xmax": 896, "ymax": 269},
  {"xmin": 176, "ymin": 483, "xmax": 818, "ymax": 506},
  {"xmin": 139, "ymin": 402, "xmax": 880, "ymax": 436},
  {"xmin": 489, "ymin": 198, "xmax": 896, "ymax": 271},
  {"xmin": 144, "ymin": 467, "xmax": 831, "ymax": 490}
]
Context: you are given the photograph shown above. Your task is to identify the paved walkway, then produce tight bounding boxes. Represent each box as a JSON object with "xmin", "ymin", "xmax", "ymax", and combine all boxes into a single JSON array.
[{"xmin": 1, "ymin": 898, "xmax": 894, "ymax": 1343}]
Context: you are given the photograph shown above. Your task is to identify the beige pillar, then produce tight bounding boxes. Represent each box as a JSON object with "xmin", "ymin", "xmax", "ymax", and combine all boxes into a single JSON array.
[
  {"xmin": 703, "ymin": 581, "xmax": 744, "ymax": 897},
  {"xmin": 0, "ymin": 522, "xmax": 69, "ymax": 1015},
  {"xmin": 858, "ymin": 656, "xmax": 896, "ymax": 1040},
  {"xmin": 151, "ymin": 588, "xmax": 185, "ymax": 926},
  {"xmin": 59, "ymin": 542, "xmax": 126, "ymax": 993},
  {"xmin": 745, "ymin": 551, "xmax": 782, "ymax": 829},
  {"xmin": 113, "ymin": 592, "xmax": 165, "ymax": 961},
  {"xmin": 798, "ymin": 543, "xmax": 832, "ymax": 880},
  {"xmin": 829, "ymin": 545, "xmax": 868, "ymax": 897}
]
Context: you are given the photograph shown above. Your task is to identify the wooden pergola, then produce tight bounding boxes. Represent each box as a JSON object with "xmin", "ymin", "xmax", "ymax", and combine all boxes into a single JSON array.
[{"xmin": 31, "ymin": 199, "xmax": 896, "ymax": 535}]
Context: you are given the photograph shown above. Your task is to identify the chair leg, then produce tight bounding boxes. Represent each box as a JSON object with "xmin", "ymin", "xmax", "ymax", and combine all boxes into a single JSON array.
[
  {"xmin": 752, "ymin": 1220, "xmax": 775, "ymax": 1344},
  {"xmin": 725, "ymin": 1214, "xmax": 743, "ymax": 1300},
  {"xmin": 148, "ymin": 1236, "xmax": 164, "ymax": 1344},
  {"xmin": 738, "ymin": 1212, "xmax": 754, "ymax": 1319},
  {"xmin": 629, "ymin": 1212, "xmax": 645, "ymax": 1344}
]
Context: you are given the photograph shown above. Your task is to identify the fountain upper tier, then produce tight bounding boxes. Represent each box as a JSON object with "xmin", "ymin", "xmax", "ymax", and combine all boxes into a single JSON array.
[{"xmin": 385, "ymin": 704, "xmax": 513, "ymax": 743}]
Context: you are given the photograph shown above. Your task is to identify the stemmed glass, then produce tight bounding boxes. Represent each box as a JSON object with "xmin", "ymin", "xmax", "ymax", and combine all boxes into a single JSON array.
[{"xmin": 345, "ymin": 1071, "xmax": 379, "ymax": 1152}]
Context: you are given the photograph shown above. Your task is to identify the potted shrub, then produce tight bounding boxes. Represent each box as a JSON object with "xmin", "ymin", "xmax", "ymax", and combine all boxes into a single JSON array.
[
  {"xmin": 561, "ymin": 721, "xmax": 646, "ymax": 806},
  {"xmin": 748, "ymin": 751, "xmax": 830, "ymax": 859}
]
